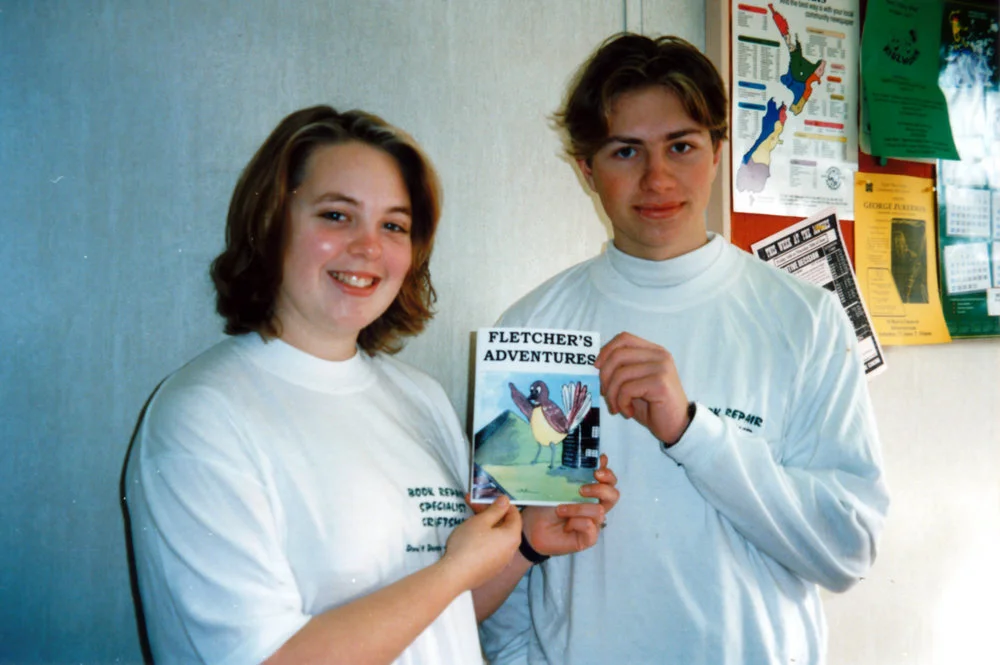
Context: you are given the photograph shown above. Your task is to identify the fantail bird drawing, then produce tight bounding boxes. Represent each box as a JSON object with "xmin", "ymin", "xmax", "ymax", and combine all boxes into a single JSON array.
[{"xmin": 509, "ymin": 380, "xmax": 591, "ymax": 469}]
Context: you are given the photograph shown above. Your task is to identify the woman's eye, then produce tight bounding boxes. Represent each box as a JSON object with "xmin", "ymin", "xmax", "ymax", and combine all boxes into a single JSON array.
[
  {"xmin": 384, "ymin": 221, "xmax": 410, "ymax": 234},
  {"xmin": 613, "ymin": 146, "xmax": 637, "ymax": 159},
  {"xmin": 321, "ymin": 211, "xmax": 347, "ymax": 222}
]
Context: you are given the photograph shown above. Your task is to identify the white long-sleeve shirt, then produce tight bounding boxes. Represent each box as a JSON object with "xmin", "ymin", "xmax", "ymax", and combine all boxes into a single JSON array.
[{"xmin": 480, "ymin": 235, "xmax": 889, "ymax": 665}]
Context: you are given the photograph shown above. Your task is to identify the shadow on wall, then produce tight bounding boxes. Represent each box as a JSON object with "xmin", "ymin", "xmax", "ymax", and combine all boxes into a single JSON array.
[{"xmin": 119, "ymin": 390, "xmax": 161, "ymax": 665}]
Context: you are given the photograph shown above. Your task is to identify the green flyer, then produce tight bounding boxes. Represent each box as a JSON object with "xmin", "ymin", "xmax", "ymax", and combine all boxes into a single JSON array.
[{"xmin": 861, "ymin": 0, "xmax": 960, "ymax": 159}]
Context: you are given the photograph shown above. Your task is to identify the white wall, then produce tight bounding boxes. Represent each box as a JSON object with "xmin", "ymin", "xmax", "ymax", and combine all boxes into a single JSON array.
[
  {"xmin": 824, "ymin": 340, "xmax": 1000, "ymax": 665},
  {"xmin": 1, "ymin": 1, "xmax": 997, "ymax": 664},
  {"xmin": 0, "ymin": 2, "xmax": 631, "ymax": 661}
]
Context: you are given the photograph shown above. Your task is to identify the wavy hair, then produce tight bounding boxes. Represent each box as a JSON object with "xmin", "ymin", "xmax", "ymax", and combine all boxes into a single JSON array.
[
  {"xmin": 555, "ymin": 34, "xmax": 729, "ymax": 162},
  {"xmin": 210, "ymin": 105, "xmax": 440, "ymax": 355}
]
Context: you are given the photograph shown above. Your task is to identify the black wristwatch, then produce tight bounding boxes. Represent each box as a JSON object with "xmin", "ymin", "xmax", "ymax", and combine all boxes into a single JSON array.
[
  {"xmin": 518, "ymin": 532, "xmax": 550, "ymax": 565},
  {"xmin": 661, "ymin": 401, "xmax": 697, "ymax": 449}
]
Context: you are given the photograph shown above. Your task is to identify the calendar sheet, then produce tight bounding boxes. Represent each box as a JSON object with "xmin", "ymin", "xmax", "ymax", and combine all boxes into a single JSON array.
[{"xmin": 937, "ymin": 161, "xmax": 1000, "ymax": 338}]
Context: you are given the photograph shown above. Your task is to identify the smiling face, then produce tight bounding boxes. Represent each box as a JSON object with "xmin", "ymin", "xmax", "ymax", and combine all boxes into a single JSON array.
[
  {"xmin": 274, "ymin": 141, "xmax": 413, "ymax": 360},
  {"xmin": 578, "ymin": 85, "xmax": 722, "ymax": 262}
]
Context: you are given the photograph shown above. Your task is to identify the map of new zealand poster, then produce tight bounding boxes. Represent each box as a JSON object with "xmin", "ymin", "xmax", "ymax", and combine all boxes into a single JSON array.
[
  {"xmin": 470, "ymin": 328, "xmax": 601, "ymax": 506},
  {"xmin": 731, "ymin": 0, "xmax": 859, "ymax": 219}
]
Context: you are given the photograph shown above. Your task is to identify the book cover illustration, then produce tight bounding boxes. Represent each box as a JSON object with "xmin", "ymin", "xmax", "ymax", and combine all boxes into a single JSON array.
[{"xmin": 470, "ymin": 328, "xmax": 601, "ymax": 506}]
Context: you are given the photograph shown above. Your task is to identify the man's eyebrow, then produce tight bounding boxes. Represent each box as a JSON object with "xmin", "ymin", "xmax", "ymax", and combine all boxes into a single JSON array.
[
  {"xmin": 604, "ymin": 128, "xmax": 703, "ymax": 145},
  {"xmin": 604, "ymin": 136, "xmax": 643, "ymax": 146}
]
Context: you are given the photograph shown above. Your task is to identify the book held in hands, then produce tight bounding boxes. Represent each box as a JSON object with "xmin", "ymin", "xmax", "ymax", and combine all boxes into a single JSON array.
[{"xmin": 470, "ymin": 327, "xmax": 601, "ymax": 506}]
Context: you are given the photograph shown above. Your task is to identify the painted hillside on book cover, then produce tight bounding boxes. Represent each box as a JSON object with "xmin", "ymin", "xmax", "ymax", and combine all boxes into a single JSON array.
[{"xmin": 472, "ymin": 370, "xmax": 601, "ymax": 505}]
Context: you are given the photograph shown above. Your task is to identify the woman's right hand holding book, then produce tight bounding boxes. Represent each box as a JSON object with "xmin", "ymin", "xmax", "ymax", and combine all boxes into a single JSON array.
[{"xmin": 442, "ymin": 495, "xmax": 523, "ymax": 591}]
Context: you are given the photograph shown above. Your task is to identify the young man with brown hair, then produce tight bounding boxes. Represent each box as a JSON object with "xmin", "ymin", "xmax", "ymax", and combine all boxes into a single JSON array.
[{"xmin": 479, "ymin": 34, "xmax": 888, "ymax": 665}]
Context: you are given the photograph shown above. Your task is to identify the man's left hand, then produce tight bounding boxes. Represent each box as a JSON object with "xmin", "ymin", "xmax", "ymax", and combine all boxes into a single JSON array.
[
  {"xmin": 595, "ymin": 332, "xmax": 691, "ymax": 445},
  {"xmin": 522, "ymin": 454, "xmax": 620, "ymax": 555}
]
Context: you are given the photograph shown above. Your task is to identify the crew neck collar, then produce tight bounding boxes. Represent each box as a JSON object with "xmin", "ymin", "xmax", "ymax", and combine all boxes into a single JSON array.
[{"xmin": 233, "ymin": 333, "xmax": 377, "ymax": 394}]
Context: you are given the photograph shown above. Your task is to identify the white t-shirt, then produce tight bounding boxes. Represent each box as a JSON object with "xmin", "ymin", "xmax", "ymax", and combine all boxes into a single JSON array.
[{"xmin": 126, "ymin": 334, "xmax": 481, "ymax": 665}]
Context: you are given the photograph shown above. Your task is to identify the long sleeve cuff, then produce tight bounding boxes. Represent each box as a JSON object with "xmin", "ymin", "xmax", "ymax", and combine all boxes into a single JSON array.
[{"xmin": 659, "ymin": 402, "xmax": 725, "ymax": 465}]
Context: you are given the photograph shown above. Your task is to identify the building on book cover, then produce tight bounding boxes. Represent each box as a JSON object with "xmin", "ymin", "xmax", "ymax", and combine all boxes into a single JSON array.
[{"xmin": 470, "ymin": 328, "xmax": 601, "ymax": 506}]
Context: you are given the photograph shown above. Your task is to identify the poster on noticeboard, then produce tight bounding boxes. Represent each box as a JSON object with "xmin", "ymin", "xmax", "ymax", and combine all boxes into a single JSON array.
[
  {"xmin": 731, "ymin": 0, "xmax": 860, "ymax": 220},
  {"xmin": 751, "ymin": 208, "xmax": 887, "ymax": 377},
  {"xmin": 853, "ymin": 172, "xmax": 952, "ymax": 345},
  {"xmin": 935, "ymin": 0, "xmax": 1000, "ymax": 338}
]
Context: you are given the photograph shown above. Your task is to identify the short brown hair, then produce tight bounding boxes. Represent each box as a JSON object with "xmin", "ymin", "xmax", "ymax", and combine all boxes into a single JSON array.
[
  {"xmin": 556, "ymin": 33, "xmax": 729, "ymax": 161},
  {"xmin": 210, "ymin": 105, "xmax": 440, "ymax": 355}
]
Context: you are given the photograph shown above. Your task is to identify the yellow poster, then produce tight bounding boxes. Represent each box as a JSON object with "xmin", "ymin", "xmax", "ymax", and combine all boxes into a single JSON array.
[{"xmin": 854, "ymin": 173, "xmax": 951, "ymax": 345}]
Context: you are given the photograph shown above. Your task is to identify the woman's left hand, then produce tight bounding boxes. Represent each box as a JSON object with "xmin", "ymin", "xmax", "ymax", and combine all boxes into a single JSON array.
[{"xmin": 521, "ymin": 454, "xmax": 619, "ymax": 556}]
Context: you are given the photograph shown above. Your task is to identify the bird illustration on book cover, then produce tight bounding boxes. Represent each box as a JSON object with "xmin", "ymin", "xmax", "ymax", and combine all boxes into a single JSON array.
[
  {"xmin": 509, "ymin": 380, "xmax": 591, "ymax": 469},
  {"xmin": 471, "ymin": 328, "xmax": 601, "ymax": 506}
]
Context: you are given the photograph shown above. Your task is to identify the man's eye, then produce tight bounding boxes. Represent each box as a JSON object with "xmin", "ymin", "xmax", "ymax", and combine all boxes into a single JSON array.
[
  {"xmin": 671, "ymin": 142, "xmax": 693, "ymax": 154},
  {"xmin": 613, "ymin": 146, "xmax": 637, "ymax": 159}
]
